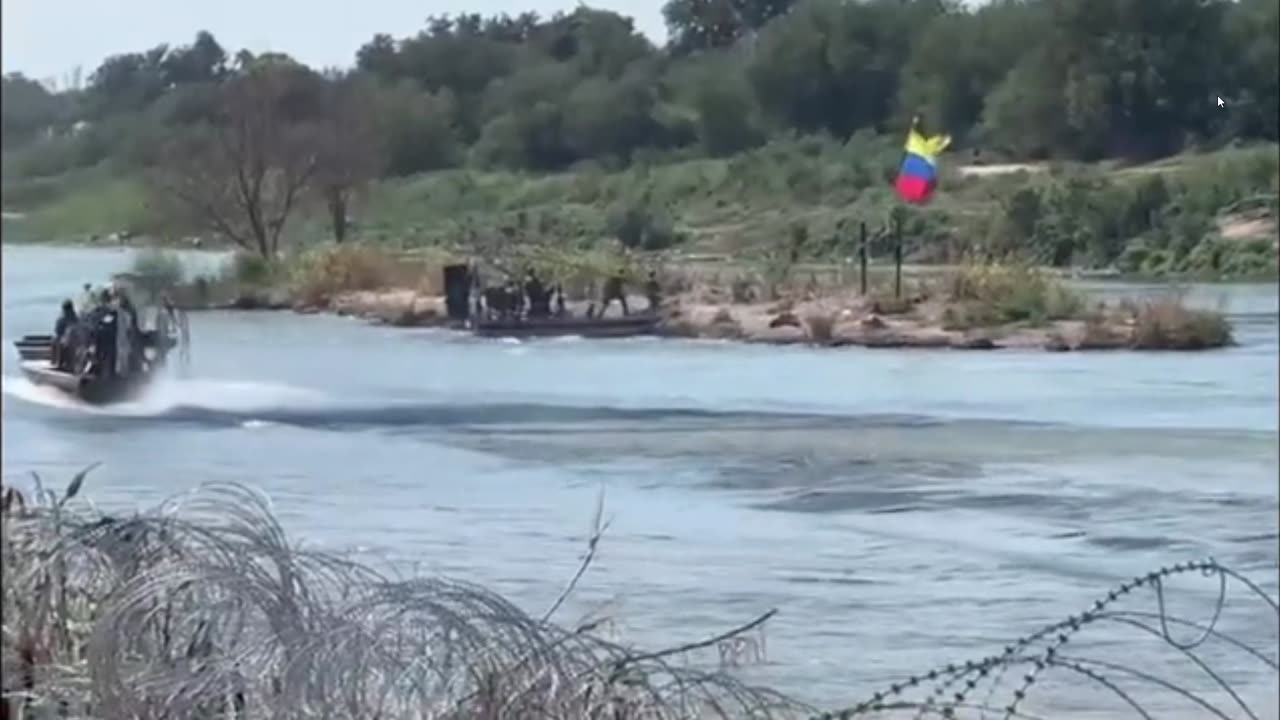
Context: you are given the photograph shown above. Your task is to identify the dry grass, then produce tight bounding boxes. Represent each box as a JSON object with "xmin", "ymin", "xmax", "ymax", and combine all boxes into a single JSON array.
[
  {"xmin": 287, "ymin": 244, "xmax": 442, "ymax": 306},
  {"xmin": 803, "ymin": 313, "xmax": 836, "ymax": 342},
  {"xmin": 1, "ymin": 475, "xmax": 804, "ymax": 720},
  {"xmin": 937, "ymin": 261, "xmax": 1086, "ymax": 328},
  {"xmin": 1124, "ymin": 296, "xmax": 1234, "ymax": 350}
]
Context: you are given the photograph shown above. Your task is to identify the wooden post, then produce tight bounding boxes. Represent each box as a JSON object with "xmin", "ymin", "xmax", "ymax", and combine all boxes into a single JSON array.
[
  {"xmin": 893, "ymin": 213, "xmax": 903, "ymax": 300},
  {"xmin": 858, "ymin": 222, "xmax": 868, "ymax": 296}
]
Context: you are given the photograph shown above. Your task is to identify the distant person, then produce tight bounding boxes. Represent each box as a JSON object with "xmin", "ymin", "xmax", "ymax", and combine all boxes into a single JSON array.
[
  {"xmin": 503, "ymin": 277, "xmax": 523, "ymax": 319},
  {"xmin": 52, "ymin": 300, "xmax": 78, "ymax": 370},
  {"xmin": 644, "ymin": 271, "xmax": 661, "ymax": 312},
  {"xmin": 553, "ymin": 284, "xmax": 567, "ymax": 317},
  {"xmin": 77, "ymin": 283, "xmax": 95, "ymax": 314},
  {"xmin": 115, "ymin": 288, "xmax": 142, "ymax": 373},
  {"xmin": 524, "ymin": 270, "xmax": 549, "ymax": 318},
  {"xmin": 601, "ymin": 270, "xmax": 629, "ymax": 317},
  {"xmin": 90, "ymin": 304, "xmax": 119, "ymax": 378}
]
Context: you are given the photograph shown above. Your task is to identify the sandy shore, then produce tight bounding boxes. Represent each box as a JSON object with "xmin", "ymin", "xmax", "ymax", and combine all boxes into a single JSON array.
[{"xmin": 265, "ymin": 287, "xmax": 1139, "ymax": 352}]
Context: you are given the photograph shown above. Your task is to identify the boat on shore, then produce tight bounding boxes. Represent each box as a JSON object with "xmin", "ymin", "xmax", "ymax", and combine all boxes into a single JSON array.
[{"xmin": 471, "ymin": 312, "xmax": 661, "ymax": 339}]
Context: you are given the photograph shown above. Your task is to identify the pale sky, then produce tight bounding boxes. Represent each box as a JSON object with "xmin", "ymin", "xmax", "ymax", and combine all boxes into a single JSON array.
[{"xmin": 1, "ymin": 0, "xmax": 671, "ymax": 85}]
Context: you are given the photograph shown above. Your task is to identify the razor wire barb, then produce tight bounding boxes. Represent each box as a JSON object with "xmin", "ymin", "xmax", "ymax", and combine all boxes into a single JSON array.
[
  {"xmin": 1, "ymin": 477, "xmax": 806, "ymax": 720},
  {"xmin": 813, "ymin": 558, "xmax": 1278, "ymax": 720}
]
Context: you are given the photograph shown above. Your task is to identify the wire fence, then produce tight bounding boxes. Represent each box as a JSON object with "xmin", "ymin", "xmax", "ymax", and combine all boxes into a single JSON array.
[{"xmin": 2, "ymin": 472, "xmax": 1276, "ymax": 719}]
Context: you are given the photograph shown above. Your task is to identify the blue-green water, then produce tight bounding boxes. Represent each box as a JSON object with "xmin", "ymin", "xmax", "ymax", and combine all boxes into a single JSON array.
[{"xmin": 3, "ymin": 244, "xmax": 1277, "ymax": 714}]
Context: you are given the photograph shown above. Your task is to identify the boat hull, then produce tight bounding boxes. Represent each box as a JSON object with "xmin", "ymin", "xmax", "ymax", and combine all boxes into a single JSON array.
[
  {"xmin": 472, "ymin": 313, "xmax": 660, "ymax": 339},
  {"xmin": 13, "ymin": 335, "xmax": 157, "ymax": 405},
  {"xmin": 18, "ymin": 361, "xmax": 155, "ymax": 405}
]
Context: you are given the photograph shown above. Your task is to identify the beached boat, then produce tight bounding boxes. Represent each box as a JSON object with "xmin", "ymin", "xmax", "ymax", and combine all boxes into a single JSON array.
[
  {"xmin": 14, "ymin": 325, "xmax": 185, "ymax": 405},
  {"xmin": 471, "ymin": 312, "xmax": 661, "ymax": 339}
]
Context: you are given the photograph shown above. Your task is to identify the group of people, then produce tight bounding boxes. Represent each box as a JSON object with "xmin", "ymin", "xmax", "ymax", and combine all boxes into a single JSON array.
[
  {"xmin": 473, "ymin": 268, "xmax": 663, "ymax": 322},
  {"xmin": 50, "ymin": 283, "xmax": 180, "ymax": 378},
  {"xmin": 476, "ymin": 270, "xmax": 567, "ymax": 321}
]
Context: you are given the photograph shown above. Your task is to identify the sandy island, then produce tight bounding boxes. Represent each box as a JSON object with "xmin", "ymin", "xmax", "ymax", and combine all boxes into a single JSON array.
[{"xmin": 249, "ymin": 287, "xmax": 1187, "ymax": 353}]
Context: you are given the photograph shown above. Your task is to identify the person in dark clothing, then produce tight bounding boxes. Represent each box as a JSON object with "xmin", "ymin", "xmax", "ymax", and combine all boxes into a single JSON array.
[
  {"xmin": 90, "ymin": 307, "xmax": 119, "ymax": 378},
  {"xmin": 644, "ymin": 271, "xmax": 661, "ymax": 312},
  {"xmin": 115, "ymin": 289, "xmax": 143, "ymax": 372},
  {"xmin": 52, "ymin": 300, "xmax": 78, "ymax": 370},
  {"xmin": 553, "ymin": 284, "xmax": 567, "ymax": 317},
  {"xmin": 601, "ymin": 271, "xmax": 629, "ymax": 317},
  {"xmin": 524, "ymin": 271, "xmax": 549, "ymax": 318},
  {"xmin": 503, "ymin": 277, "xmax": 523, "ymax": 319}
]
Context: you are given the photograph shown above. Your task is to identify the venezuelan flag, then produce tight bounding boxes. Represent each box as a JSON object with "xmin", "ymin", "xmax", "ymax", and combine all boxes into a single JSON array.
[{"xmin": 895, "ymin": 124, "xmax": 951, "ymax": 204}]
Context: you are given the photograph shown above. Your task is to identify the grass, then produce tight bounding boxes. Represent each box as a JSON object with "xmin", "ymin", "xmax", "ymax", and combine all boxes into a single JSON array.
[
  {"xmin": 7, "ymin": 140, "xmax": 1275, "ymax": 284},
  {"xmin": 936, "ymin": 261, "xmax": 1088, "ymax": 329},
  {"xmin": 1125, "ymin": 296, "xmax": 1235, "ymax": 350}
]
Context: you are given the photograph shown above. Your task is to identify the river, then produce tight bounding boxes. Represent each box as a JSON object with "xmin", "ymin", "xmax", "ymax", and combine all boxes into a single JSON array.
[{"xmin": 2, "ymin": 244, "xmax": 1277, "ymax": 717}]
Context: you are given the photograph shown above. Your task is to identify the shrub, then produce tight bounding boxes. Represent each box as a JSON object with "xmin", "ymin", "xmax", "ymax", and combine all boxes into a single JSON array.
[
  {"xmin": 1127, "ymin": 296, "xmax": 1233, "ymax": 350},
  {"xmin": 128, "ymin": 248, "xmax": 185, "ymax": 301},
  {"xmin": 227, "ymin": 251, "xmax": 276, "ymax": 286},
  {"xmin": 288, "ymin": 244, "xmax": 402, "ymax": 305},
  {"xmin": 804, "ymin": 312, "xmax": 835, "ymax": 342},
  {"xmin": 939, "ymin": 261, "xmax": 1085, "ymax": 326}
]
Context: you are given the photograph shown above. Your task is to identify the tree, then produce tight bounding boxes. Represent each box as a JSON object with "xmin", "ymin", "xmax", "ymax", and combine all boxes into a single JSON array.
[
  {"xmin": 312, "ymin": 73, "xmax": 386, "ymax": 243},
  {"xmin": 1, "ymin": 73, "xmax": 72, "ymax": 147},
  {"xmin": 147, "ymin": 59, "xmax": 323, "ymax": 258}
]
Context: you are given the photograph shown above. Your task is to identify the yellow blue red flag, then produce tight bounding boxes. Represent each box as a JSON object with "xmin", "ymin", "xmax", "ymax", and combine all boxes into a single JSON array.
[{"xmin": 895, "ymin": 121, "xmax": 951, "ymax": 204}]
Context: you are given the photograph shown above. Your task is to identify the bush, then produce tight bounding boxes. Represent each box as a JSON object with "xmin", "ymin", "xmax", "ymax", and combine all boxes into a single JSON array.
[
  {"xmin": 227, "ymin": 251, "xmax": 276, "ymax": 286},
  {"xmin": 1127, "ymin": 297, "xmax": 1234, "ymax": 350},
  {"xmin": 128, "ymin": 248, "xmax": 186, "ymax": 301},
  {"xmin": 804, "ymin": 312, "xmax": 835, "ymax": 342},
  {"xmin": 939, "ymin": 260, "xmax": 1085, "ymax": 326},
  {"xmin": 606, "ymin": 200, "xmax": 684, "ymax": 251},
  {"xmin": 288, "ymin": 244, "xmax": 402, "ymax": 305}
]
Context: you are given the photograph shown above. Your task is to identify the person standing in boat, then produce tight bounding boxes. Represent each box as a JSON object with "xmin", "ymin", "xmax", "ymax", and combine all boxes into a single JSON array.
[
  {"xmin": 644, "ymin": 270, "xmax": 661, "ymax": 312},
  {"xmin": 77, "ymin": 283, "xmax": 96, "ymax": 315},
  {"xmin": 114, "ymin": 288, "xmax": 142, "ymax": 374},
  {"xmin": 52, "ymin": 300, "xmax": 79, "ymax": 370},
  {"xmin": 600, "ymin": 269, "xmax": 629, "ymax": 317},
  {"xmin": 524, "ymin": 270, "xmax": 549, "ymax": 318},
  {"xmin": 89, "ymin": 292, "xmax": 119, "ymax": 378}
]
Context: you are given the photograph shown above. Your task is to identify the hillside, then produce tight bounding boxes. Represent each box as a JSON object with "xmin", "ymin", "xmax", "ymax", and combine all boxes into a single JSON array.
[{"xmin": 5, "ymin": 139, "xmax": 1277, "ymax": 280}]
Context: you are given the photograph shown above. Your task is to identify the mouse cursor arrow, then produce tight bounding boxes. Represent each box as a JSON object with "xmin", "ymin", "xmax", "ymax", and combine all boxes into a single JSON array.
[{"xmin": 1217, "ymin": 96, "xmax": 1225, "ymax": 107}]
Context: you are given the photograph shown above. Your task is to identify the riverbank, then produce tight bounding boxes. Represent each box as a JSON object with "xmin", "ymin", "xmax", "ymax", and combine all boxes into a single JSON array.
[
  {"xmin": 4, "ymin": 141, "xmax": 1277, "ymax": 283},
  {"xmin": 135, "ymin": 245, "xmax": 1235, "ymax": 352}
]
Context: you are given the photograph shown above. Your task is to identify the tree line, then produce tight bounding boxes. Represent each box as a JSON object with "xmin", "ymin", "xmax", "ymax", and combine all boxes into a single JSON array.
[{"xmin": 1, "ymin": 0, "xmax": 1277, "ymax": 257}]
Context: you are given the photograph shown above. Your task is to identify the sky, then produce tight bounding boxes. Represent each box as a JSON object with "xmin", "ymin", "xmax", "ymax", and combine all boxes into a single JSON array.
[{"xmin": 1, "ymin": 0, "xmax": 671, "ymax": 86}]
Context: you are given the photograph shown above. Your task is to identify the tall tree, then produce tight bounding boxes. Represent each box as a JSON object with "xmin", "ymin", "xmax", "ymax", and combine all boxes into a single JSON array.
[
  {"xmin": 147, "ymin": 59, "xmax": 323, "ymax": 258},
  {"xmin": 312, "ymin": 73, "xmax": 386, "ymax": 243}
]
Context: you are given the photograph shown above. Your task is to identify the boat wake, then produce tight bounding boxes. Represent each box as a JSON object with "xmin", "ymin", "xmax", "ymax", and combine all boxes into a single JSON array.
[
  {"xmin": 2, "ymin": 374, "xmax": 329, "ymax": 419},
  {"xmin": 1, "ymin": 373, "xmax": 958, "ymax": 432}
]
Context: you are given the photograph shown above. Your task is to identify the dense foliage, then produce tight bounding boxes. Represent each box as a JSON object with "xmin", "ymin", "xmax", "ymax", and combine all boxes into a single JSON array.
[
  {"xmin": 1, "ymin": 0, "xmax": 1277, "ymax": 275},
  {"xmin": 5, "ymin": 1, "xmax": 1277, "ymax": 174}
]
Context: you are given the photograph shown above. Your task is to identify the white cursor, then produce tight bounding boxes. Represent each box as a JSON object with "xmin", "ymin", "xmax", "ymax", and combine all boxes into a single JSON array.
[{"xmin": 1217, "ymin": 96, "xmax": 1225, "ymax": 107}]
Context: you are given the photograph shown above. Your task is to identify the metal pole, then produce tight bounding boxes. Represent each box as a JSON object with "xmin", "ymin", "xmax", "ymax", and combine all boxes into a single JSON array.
[
  {"xmin": 893, "ymin": 214, "xmax": 903, "ymax": 300},
  {"xmin": 858, "ymin": 222, "xmax": 868, "ymax": 296}
]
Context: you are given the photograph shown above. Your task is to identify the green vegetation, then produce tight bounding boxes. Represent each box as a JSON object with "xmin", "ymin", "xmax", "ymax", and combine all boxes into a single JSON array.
[{"xmin": 2, "ymin": 0, "xmax": 1277, "ymax": 281}]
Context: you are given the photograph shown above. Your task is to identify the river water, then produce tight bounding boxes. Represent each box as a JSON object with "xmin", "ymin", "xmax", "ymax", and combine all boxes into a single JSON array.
[{"xmin": 3, "ymin": 244, "xmax": 1278, "ymax": 717}]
